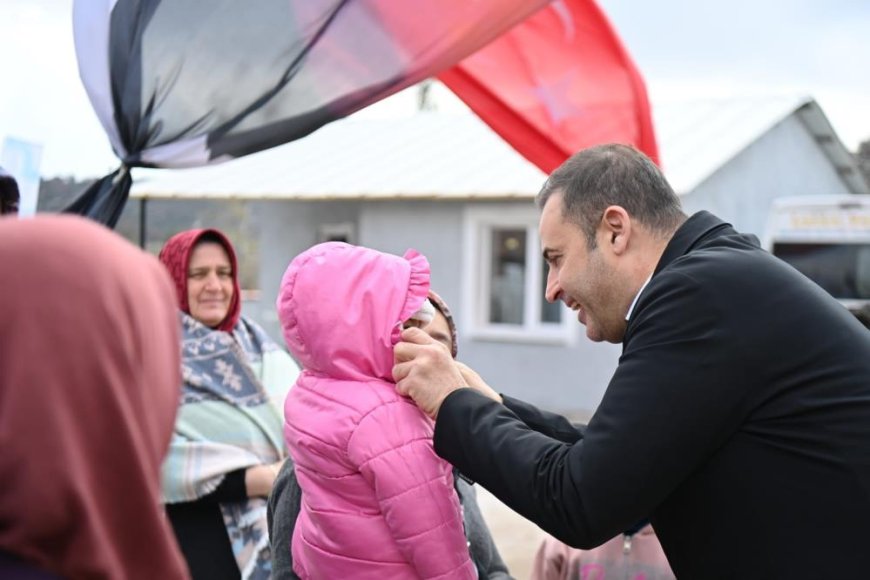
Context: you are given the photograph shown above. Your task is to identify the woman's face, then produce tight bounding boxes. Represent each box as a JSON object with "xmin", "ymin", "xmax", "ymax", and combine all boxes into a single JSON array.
[
  {"xmin": 424, "ymin": 310, "xmax": 454, "ymax": 356},
  {"xmin": 187, "ymin": 241, "xmax": 233, "ymax": 328}
]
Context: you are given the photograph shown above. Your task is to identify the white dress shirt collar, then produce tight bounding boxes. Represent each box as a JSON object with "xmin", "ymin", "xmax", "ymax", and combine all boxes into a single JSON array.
[{"xmin": 625, "ymin": 275, "xmax": 653, "ymax": 321}]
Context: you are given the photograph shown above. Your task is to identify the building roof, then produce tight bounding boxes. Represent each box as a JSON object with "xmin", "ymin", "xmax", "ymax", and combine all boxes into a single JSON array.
[
  {"xmin": 657, "ymin": 96, "xmax": 868, "ymax": 195},
  {"xmin": 131, "ymin": 96, "xmax": 867, "ymax": 200},
  {"xmin": 133, "ymin": 112, "xmax": 546, "ymax": 200}
]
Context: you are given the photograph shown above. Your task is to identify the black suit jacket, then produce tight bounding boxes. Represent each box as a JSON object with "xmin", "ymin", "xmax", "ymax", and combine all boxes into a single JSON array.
[{"xmin": 435, "ymin": 211, "xmax": 870, "ymax": 579}]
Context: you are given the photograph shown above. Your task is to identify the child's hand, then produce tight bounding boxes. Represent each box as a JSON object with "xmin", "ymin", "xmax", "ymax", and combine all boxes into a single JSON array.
[{"xmin": 455, "ymin": 362, "xmax": 502, "ymax": 404}]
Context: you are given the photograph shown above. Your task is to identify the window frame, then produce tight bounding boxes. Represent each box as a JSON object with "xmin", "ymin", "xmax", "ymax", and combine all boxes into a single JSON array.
[{"xmin": 462, "ymin": 204, "xmax": 576, "ymax": 345}]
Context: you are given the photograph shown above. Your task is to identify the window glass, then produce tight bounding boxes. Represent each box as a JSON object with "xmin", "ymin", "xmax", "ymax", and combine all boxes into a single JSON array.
[{"xmin": 489, "ymin": 228, "xmax": 526, "ymax": 324}]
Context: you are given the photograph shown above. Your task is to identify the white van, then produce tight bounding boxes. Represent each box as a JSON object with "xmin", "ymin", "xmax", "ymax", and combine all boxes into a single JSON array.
[{"xmin": 763, "ymin": 195, "xmax": 870, "ymax": 313}]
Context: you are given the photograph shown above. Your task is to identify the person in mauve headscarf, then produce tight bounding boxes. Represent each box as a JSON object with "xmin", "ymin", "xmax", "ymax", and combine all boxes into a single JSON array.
[{"xmin": 0, "ymin": 215, "xmax": 188, "ymax": 580}]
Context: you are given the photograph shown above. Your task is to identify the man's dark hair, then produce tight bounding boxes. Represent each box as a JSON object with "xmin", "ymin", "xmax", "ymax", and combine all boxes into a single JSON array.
[
  {"xmin": 536, "ymin": 144, "xmax": 685, "ymax": 247},
  {"xmin": 0, "ymin": 167, "xmax": 20, "ymax": 215}
]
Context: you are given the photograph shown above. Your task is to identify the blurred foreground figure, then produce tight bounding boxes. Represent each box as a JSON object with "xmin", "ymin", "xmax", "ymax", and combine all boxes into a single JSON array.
[
  {"xmin": 0, "ymin": 216, "xmax": 188, "ymax": 579},
  {"xmin": 532, "ymin": 525, "xmax": 674, "ymax": 580}
]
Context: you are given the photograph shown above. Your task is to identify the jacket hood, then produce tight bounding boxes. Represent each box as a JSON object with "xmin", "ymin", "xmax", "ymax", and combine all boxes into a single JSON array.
[{"xmin": 277, "ymin": 242, "xmax": 430, "ymax": 381}]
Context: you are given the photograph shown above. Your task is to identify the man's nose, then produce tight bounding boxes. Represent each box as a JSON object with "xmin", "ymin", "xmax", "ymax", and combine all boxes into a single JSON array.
[{"xmin": 544, "ymin": 269, "xmax": 561, "ymax": 304}]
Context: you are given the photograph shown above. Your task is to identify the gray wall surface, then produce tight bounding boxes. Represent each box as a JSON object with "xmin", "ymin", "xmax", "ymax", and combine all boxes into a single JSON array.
[
  {"xmin": 681, "ymin": 115, "xmax": 853, "ymax": 238},
  {"xmin": 252, "ymin": 200, "xmax": 361, "ymax": 341}
]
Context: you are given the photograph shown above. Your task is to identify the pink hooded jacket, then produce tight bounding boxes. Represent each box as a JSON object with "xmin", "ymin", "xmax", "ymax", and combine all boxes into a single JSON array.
[{"xmin": 277, "ymin": 242, "xmax": 476, "ymax": 580}]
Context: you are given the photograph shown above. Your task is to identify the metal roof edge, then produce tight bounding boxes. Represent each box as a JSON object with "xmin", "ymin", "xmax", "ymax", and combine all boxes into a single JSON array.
[
  {"xmin": 794, "ymin": 99, "xmax": 870, "ymax": 195},
  {"xmin": 129, "ymin": 190, "xmax": 539, "ymax": 201}
]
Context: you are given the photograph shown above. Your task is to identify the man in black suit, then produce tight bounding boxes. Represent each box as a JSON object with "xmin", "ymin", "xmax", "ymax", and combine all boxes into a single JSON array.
[{"xmin": 393, "ymin": 144, "xmax": 870, "ymax": 578}]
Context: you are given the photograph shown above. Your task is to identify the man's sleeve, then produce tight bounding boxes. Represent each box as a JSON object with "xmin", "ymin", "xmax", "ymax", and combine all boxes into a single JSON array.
[
  {"xmin": 434, "ymin": 271, "xmax": 749, "ymax": 549},
  {"xmin": 502, "ymin": 395, "xmax": 585, "ymax": 443}
]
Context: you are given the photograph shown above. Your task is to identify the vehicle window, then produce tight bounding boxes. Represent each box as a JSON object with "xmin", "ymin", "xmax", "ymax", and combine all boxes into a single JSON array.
[{"xmin": 773, "ymin": 243, "xmax": 870, "ymax": 300}]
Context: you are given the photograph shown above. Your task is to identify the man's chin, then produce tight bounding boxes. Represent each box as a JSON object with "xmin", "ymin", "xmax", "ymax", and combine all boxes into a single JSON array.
[
  {"xmin": 584, "ymin": 326, "xmax": 605, "ymax": 343},
  {"xmin": 584, "ymin": 324, "xmax": 627, "ymax": 344}
]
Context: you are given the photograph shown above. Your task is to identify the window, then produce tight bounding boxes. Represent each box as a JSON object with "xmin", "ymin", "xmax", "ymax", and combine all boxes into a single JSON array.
[
  {"xmin": 317, "ymin": 222, "xmax": 355, "ymax": 244},
  {"xmin": 463, "ymin": 205, "xmax": 574, "ymax": 343}
]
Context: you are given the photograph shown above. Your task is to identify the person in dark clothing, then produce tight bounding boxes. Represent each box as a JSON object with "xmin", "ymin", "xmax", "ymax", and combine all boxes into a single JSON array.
[
  {"xmin": 393, "ymin": 144, "xmax": 870, "ymax": 579},
  {"xmin": 267, "ymin": 291, "xmax": 513, "ymax": 579},
  {"xmin": 0, "ymin": 166, "xmax": 19, "ymax": 215}
]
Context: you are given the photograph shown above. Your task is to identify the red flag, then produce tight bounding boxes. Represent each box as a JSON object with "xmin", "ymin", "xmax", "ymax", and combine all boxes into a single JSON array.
[{"xmin": 439, "ymin": 0, "xmax": 659, "ymax": 172}]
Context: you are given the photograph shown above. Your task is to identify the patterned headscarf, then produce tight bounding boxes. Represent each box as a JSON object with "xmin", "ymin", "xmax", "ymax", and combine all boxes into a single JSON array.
[
  {"xmin": 428, "ymin": 289, "xmax": 459, "ymax": 358},
  {"xmin": 158, "ymin": 228, "xmax": 241, "ymax": 332}
]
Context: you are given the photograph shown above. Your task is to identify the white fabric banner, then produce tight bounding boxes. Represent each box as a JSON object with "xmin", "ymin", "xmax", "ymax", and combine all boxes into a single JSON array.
[{"xmin": 73, "ymin": 0, "xmax": 125, "ymax": 159}]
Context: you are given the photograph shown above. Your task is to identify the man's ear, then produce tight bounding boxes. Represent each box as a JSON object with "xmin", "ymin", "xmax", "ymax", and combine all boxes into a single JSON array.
[{"xmin": 600, "ymin": 206, "xmax": 631, "ymax": 255}]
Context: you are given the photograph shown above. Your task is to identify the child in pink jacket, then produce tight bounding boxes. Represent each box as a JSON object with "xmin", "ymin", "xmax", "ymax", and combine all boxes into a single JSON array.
[{"xmin": 277, "ymin": 242, "xmax": 477, "ymax": 580}]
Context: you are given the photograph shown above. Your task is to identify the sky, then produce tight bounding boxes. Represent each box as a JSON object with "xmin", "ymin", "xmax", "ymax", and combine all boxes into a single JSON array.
[{"xmin": 1, "ymin": 0, "xmax": 869, "ymax": 179}]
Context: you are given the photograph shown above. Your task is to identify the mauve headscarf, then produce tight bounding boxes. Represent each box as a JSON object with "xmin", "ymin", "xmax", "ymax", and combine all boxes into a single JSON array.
[
  {"xmin": 158, "ymin": 228, "xmax": 241, "ymax": 332},
  {"xmin": 0, "ymin": 216, "xmax": 188, "ymax": 579},
  {"xmin": 427, "ymin": 289, "xmax": 459, "ymax": 358}
]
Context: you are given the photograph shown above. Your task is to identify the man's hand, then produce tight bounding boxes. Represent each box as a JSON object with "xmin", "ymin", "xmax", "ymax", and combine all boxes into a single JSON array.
[
  {"xmin": 393, "ymin": 327, "xmax": 467, "ymax": 419},
  {"xmin": 455, "ymin": 362, "xmax": 503, "ymax": 404}
]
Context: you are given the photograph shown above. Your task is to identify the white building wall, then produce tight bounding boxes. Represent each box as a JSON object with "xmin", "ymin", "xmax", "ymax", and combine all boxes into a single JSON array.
[
  {"xmin": 251, "ymin": 200, "xmax": 361, "ymax": 341},
  {"xmin": 680, "ymin": 115, "xmax": 854, "ymax": 237}
]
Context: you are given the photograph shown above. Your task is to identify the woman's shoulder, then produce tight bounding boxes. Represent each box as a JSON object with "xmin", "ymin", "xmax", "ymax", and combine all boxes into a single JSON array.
[{"xmin": 236, "ymin": 315, "xmax": 279, "ymax": 347}]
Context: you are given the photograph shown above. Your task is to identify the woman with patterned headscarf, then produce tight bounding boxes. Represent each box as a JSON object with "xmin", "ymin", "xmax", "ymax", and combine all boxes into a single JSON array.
[{"xmin": 158, "ymin": 228, "xmax": 300, "ymax": 580}]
